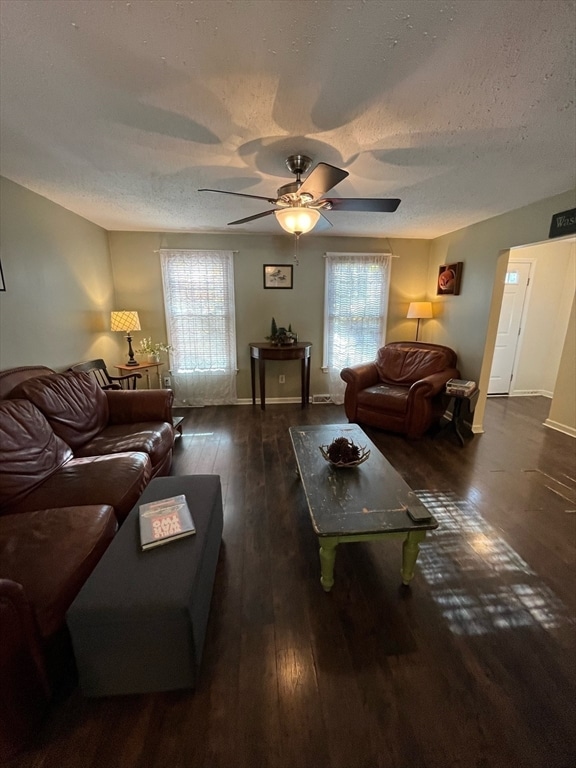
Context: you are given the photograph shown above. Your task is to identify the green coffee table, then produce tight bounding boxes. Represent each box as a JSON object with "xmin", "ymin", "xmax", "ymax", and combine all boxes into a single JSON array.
[{"xmin": 289, "ymin": 424, "xmax": 438, "ymax": 591}]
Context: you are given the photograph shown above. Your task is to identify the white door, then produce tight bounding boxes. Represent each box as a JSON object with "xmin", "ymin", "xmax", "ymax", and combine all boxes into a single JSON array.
[{"xmin": 488, "ymin": 261, "xmax": 532, "ymax": 394}]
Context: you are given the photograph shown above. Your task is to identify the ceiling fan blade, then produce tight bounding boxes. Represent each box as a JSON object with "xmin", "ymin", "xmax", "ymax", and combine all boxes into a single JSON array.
[
  {"xmin": 313, "ymin": 212, "xmax": 333, "ymax": 232},
  {"xmin": 324, "ymin": 198, "xmax": 401, "ymax": 213},
  {"xmin": 298, "ymin": 163, "xmax": 349, "ymax": 200},
  {"xmin": 199, "ymin": 188, "xmax": 278, "ymax": 204},
  {"xmin": 227, "ymin": 210, "xmax": 276, "ymax": 226}
]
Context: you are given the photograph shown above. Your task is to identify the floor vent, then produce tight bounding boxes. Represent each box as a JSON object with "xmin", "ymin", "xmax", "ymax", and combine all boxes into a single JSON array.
[{"xmin": 312, "ymin": 394, "xmax": 333, "ymax": 404}]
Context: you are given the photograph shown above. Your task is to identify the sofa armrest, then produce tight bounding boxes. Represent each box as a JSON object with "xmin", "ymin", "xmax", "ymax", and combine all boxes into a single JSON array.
[
  {"xmin": 105, "ymin": 389, "xmax": 175, "ymax": 425},
  {"xmin": 409, "ymin": 367, "xmax": 461, "ymax": 398},
  {"xmin": 340, "ymin": 362, "xmax": 380, "ymax": 391},
  {"xmin": 0, "ymin": 579, "xmax": 50, "ymax": 761}
]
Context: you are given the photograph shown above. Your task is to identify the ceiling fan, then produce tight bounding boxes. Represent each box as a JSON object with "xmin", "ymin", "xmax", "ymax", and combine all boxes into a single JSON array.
[{"xmin": 199, "ymin": 154, "xmax": 401, "ymax": 236}]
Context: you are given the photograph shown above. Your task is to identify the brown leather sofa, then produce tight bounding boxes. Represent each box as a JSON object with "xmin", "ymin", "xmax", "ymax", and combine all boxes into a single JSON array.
[
  {"xmin": 0, "ymin": 365, "xmax": 175, "ymax": 759},
  {"xmin": 340, "ymin": 341, "xmax": 459, "ymax": 439}
]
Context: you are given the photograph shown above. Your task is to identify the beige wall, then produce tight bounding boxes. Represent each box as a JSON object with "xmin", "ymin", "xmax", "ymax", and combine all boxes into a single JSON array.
[
  {"xmin": 0, "ymin": 177, "xmax": 116, "ymax": 370},
  {"xmin": 509, "ymin": 240, "xmax": 575, "ymax": 396},
  {"xmin": 108, "ymin": 232, "xmax": 430, "ymax": 400},
  {"xmin": 428, "ymin": 189, "xmax": 576, "ymax": 430},
  {"xmin": 546, "ymin": 296, "xmax": 576, "ymax": 436}
]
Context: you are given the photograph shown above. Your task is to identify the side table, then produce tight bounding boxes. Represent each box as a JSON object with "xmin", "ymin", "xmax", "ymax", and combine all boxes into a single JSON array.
[
  {"xmin": 115, "ymin": 361, "xmax": 162, "ymax": 389},
  {"xmin": 442, "ymin": 388, "xmax": 480, "ymax": 446},
  {"xmin": 249, "ymin": 342, "xmax": 312, "ymax": 410},
  {"xmin": 173, "ymin": 415, "xmax": 184, "ymax": 438}
]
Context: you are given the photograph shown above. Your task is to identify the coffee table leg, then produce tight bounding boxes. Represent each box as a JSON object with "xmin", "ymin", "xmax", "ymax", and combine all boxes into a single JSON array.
[
  {"xmin": 319, "ymin": 538, "xmax": 338, "ymax": 592},
  {"xmin": 401, "ymin": 530, "xmax": 427, "ymax": 585}
]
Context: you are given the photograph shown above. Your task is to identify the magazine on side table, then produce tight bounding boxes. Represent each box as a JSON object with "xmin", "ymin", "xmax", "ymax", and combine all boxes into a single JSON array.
[
  {"xmin": 445, "ymin": 378, "xmax": 477, "ymax": 396},
  {"xmin": 139, "ymin": 494, "xmax": 196, "ymax": 550}
]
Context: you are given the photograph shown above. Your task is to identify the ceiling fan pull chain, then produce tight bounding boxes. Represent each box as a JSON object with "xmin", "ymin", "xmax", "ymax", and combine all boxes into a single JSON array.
[{"xmin": 294, "ymin": 234, "xmax": 300, "ymax": 266}]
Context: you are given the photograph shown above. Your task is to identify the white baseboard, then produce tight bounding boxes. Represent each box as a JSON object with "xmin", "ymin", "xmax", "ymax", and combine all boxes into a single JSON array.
[
  {"xmin": 509, "ymin": 389, "xmax": 553, "ymax": 398},
  {"xmin": 544, "ymin": 418, "xmax": 576, "ymax": 438},
  {"xmin": 236, "ymin": 394, "xmax": 338, "ymax": 405},
  {"xmin": 236, "ymin": 397, "xmax": 302, "ymax": 405}
]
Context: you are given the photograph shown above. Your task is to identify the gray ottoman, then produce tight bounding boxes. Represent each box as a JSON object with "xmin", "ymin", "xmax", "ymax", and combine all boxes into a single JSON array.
[{"xmin": 67, "ymin": 475, "xmax": 223, "ymax": 696}]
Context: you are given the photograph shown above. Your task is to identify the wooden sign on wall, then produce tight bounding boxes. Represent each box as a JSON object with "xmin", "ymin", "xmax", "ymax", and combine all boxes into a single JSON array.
[{"xmin": 549, "ymin": 208, "xmax": 576, "ymax": 239}]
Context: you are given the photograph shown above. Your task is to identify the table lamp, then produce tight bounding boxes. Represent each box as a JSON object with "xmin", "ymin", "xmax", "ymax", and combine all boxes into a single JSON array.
[
  {"xmin": 111, "ymin": 310, "xmax": 141, "ymax": 366},
  {"xmin": 406, "ymin": 302, "xmax": 433, "ymax": 341}
]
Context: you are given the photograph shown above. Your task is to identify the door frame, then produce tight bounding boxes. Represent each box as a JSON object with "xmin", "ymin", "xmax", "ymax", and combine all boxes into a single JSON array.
[{"xmin": 489, "ymin": 256, "xmax": 535, "ymax": 396}]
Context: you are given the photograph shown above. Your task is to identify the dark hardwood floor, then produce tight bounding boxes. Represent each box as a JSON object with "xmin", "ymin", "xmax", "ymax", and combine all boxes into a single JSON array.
[{"xmin": 8, "ymin": 397, "xmax": 576, "ymax": 768}]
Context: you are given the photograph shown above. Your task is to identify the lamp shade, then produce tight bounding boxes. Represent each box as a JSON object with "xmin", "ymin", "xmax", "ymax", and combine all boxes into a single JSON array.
[
  {"xmin": 406, "ymin": 302, "xmax": 433, "ymax": 319},
  {"xmin": 110, "ymin": 310, "xmax": 141, "ymax": 333},
  {"xmin": 275, "ymin": 207, "xmax": 321, "ymax": 235}
]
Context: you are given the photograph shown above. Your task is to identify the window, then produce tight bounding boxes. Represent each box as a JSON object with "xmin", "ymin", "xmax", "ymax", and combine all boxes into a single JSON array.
[
  {"xmin": 505, "ymin": 270, "xmax": 520, "ymax": 285},
  {"xmin": 160, "ymin": 249, "xmax": 237, "ymax": 406},
  {"xmin": 323, "ymin": 252, "xmax": 391, "ymax": 403}
]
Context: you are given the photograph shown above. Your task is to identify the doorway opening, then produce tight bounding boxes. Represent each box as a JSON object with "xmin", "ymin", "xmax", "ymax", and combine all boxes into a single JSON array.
[{"xmin": 484, "ymin": 236, "xmax": 575, "ymax": 425}]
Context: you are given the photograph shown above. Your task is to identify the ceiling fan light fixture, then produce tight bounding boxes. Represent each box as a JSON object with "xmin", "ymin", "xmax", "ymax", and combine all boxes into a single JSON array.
[{"xmin": 275, "ymin": 207, "xmax": 321, "ymax": 235}]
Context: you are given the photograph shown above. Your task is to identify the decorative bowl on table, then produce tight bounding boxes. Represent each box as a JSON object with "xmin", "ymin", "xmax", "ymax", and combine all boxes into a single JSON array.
[{"xmin": 319, "ymin": 437, "xmax": 370, "ymax": 468}]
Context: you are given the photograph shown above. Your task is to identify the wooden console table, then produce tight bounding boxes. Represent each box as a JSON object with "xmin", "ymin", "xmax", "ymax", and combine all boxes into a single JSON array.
[{"xmin": 249, "ymin": 342, "xmax": 312, "ymax": 410}]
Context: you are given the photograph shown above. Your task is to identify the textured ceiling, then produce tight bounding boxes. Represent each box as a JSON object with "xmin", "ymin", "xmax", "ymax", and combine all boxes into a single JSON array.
[{"xmin": 0, "ymin": 0, "xmax": 574, "ymax": 238}]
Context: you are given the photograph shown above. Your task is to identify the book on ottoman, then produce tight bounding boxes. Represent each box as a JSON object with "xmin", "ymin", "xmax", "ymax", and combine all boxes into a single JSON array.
[{"xmin": 139, "ymin": 494, "xmax": 196, "ymax": 550}]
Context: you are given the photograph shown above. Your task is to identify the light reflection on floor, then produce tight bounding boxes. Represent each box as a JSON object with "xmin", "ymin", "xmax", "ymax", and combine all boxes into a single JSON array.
[{"xmin": 413, "ymin": 490, "xmax": 572, "ymax": 636}]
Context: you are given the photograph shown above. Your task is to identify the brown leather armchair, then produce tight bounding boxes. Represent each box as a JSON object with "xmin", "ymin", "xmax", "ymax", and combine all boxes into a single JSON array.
[{"xmin": 340, "ymin": 341, "xmax": 460, "ymax": 439}]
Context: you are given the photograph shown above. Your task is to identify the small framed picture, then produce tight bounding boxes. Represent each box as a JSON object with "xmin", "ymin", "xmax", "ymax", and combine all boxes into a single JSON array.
[
  {"xmin": 437, "ymin": 262, "xmax": 463, "ymax": 295},
  {"xmin": 263, "ymin": 264, "xmax": 293, "ymax": 289},
  {"xmin": 0, "ymin": 260, "xmax": 5, "ymax": 291}
]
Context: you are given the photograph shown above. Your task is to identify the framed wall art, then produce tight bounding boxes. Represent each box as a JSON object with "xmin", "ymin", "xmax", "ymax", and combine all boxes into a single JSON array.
[
  {"xmin": 263, "ymin": 264, "xmax": 293, "ymax": 289},
  {"xmin": 0, "ymin": 259, "xmax": 5, "ymax": 291},
  {"xmin": 437, "ymin": 262, "xmax": 463, "ymax": 295}
]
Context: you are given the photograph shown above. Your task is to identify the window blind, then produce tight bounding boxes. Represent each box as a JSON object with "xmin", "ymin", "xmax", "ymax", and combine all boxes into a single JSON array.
[
  {"xmin": 323, "ymin": 252, "xmax": 391, "ymax": 403},
  {"xmin": 160, "ymin": 249, "xmax": 237, "ymax": 405}
]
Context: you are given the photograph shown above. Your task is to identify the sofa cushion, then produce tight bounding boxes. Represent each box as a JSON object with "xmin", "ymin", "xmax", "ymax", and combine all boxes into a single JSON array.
[
  {"xmin": 10, "ymin": 372, "xmax": 108, "ymax": 450},
  {"xmin": 0, "ymin": 366, "xmax": 55, "ymax": 400},
  {"xmin": 376, "ymin": 346, "xmax": 452, "ymax": 386},
  {"xmin": 0, "ymin": 506, "xmax": 117, "ymax": 638},
  {"xmin": 357, "ymin": 383, "xmax": 409, "ymax": 414},
  {"xmin": 74, "ymin": 422, "xmax": 175, "ymax": 471},
  {"xmin": 6, "ymin": 452, "xmax": 152, "ymax": 524},
  {"xmin": 0, "ymin": 400, "xmax": 73, "ymax": 516}
]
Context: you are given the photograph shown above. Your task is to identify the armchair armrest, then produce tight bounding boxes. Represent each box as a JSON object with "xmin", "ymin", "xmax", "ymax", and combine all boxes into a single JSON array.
[
  {"xmin": 340, "ymin": 362, "xmax": 380, "ymax": 391},
  {"xmin": 105, "ymin": 388, "xmax": 175, "ymax": 425},
  {"xmin": 340, "ymin": 362, "xmax": 380, "ymax": 422},
  {"xmin": 409, "ymin": 367, "xmax": 461, "ymax": 398},
  {"xmin": 108, "ymin": 372, "xmax": 142, "ymax": 390}
]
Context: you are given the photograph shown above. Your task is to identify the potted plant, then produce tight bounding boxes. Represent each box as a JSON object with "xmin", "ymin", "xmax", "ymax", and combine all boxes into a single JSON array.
[{"xmin": 138, "ymin": 338, "xmax": 173, "ymax": 363}]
